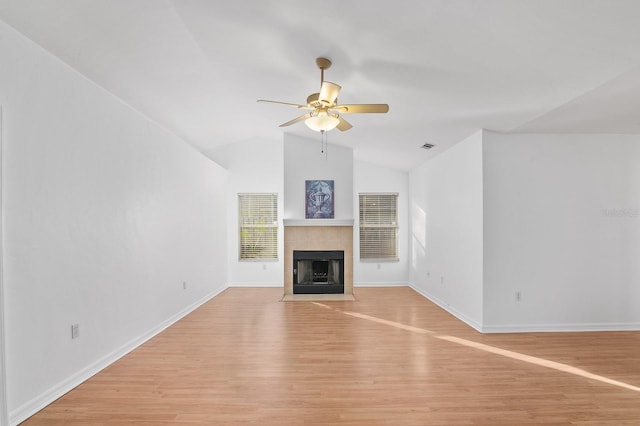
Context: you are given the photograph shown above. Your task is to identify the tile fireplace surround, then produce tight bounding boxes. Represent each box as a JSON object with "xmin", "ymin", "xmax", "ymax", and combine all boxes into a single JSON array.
[{"xmin": 283, "ymin": 220, "xmax": 353, "ymax": 296}]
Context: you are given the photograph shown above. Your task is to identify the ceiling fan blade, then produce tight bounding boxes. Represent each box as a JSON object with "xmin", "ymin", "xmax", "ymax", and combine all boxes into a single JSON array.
[
  {"xmin": 332, "ymin": 104, "xmax": 389, "ymax": 114},
  {"xmin": 279, "ymin": 113, "xmax": 312, "ymax": 127},
  {"xmin": 257, "ymin": 99, "xmax": 314, "ymax": 110},
  {"xmin": 319, "ymin": 81, "xmax": 341, "ymax": 105},
  {"xmin": 336, "ymin": 116, "xmax": 353, "ymax": 131}
]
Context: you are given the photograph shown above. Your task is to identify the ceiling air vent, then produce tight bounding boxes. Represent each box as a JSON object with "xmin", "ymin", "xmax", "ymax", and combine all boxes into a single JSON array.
[{"xmin": 421, "ymin": 143, "xmax": 435, "ymax": 150}]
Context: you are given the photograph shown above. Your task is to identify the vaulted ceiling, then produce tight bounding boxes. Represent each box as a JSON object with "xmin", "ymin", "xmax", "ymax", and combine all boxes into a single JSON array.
[{"xmin": 1, "ymin": 1, "xmax": 640, "ymax": 170}]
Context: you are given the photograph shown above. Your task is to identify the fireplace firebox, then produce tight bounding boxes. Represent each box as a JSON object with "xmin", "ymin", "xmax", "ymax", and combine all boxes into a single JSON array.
[{"xmin": 293, "ymin": 250, "xmax": 344, "ymax": 294}]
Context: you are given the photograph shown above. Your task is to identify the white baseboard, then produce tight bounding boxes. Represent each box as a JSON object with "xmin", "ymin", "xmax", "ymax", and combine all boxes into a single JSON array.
[
  {"xmin": 409, "ymin": 283, "xmax": 640, "ymax": 334},
  {"xmin": 408, "ymin": 283, "xmax": 483, "ymax": 332},
  {"xmin": 227, "ymin": 282, "xmax": 282, "ymax": 287},
  {"xmin": 482, "ymin": 322, "xmax": 640, "ymax": 333},
  {"xmin": 228, "ymin": 282, "xmax": 409, "ymax": 288},
  {"xmin": 354, "ymin": 282, "xmax": 407, "ymax": 287},
  {"xmin": 9, "ymin": 284, "xmax": 227, "ymax": 425}
]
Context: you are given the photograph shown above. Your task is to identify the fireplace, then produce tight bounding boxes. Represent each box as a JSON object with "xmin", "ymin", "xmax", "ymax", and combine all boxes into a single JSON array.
[
  {"xmin": 293, "ymin": 250, "xmax": 344, "ymax": 294},
  {"xmin": 283, "ymin": 223, "xmax": 353, "ymax": 296}
]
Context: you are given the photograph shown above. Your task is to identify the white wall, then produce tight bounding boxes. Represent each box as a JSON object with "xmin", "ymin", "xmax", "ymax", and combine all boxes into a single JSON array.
[
  {"xmin": 408, "ymin": 130, "xmax": 640, "ymax": 333},
  {"xmin": 218, "ymin": 134, "xmax": 410, "ymax": 287},
  {"xmin": 211, "ymin": 138, "xmax": 284, "ymax": 286},
  {"xmin": 353, "ymin": 161, "xmax": 409, "ymax": 286},
  {"xmin": 284, "ymin": 134, "xmax": 353, "ymax": 220},
  {"xmin": 483, "ymin": 132, "xmax": 640, "ymax": 331},
  {"xmin": 409, "ymin": 131, "xmax": 484, "ymax": 330},
  {"xmin": 0, "ymin": 106, "xmax": 8, "ymax": 426},
  {"xmin": 0, "ymin": 21, "xmax": 228, "ymax": 424}
]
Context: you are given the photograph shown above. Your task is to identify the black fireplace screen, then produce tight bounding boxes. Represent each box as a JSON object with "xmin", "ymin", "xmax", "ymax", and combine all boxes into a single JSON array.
[{"xmin": 293, "ymin": 250, "xmax": 344, "ymax": 294}]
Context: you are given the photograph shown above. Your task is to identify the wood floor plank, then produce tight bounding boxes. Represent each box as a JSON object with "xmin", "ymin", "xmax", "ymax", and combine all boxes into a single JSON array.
[{"xmin": 20, "ymin": 287, "xmax": 640, "ymax": 425}]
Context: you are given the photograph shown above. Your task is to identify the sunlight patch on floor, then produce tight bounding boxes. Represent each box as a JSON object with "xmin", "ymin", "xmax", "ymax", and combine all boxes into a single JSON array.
[{"xmin": 313, "ymin": 302, "xmax": 640, "ymax": 393}]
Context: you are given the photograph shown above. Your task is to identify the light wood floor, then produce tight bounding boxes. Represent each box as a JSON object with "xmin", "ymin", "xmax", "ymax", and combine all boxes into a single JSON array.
[{"xmin": 22, "ymin": 287, "xmax": 640, "ymax": 425}]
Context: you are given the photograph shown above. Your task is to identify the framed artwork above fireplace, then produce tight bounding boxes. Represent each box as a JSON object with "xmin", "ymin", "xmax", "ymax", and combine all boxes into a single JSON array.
[{"xmin": 305, "ymin": 180, "xmax": 334, "ymax": 219}]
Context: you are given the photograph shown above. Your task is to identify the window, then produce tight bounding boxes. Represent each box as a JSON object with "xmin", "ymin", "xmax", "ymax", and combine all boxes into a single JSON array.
[
  {"xmin": 238, "ymin": 193, "xmax": 278, "ymax": 260},
  {"xmin": 359, "ymin": 193, "xmax": 399, "ymax": 261}
]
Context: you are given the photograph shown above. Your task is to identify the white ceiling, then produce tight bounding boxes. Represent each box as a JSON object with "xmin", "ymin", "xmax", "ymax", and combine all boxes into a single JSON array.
[{"xmin": 1, "ymin": 0, "xmax": 640, "ymax": 171}]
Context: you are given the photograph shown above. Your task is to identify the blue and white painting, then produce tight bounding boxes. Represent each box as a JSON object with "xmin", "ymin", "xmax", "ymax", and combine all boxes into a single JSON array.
[{"xmin": 305, "ymin": 180, "xmax": 334, "ymax": 219}]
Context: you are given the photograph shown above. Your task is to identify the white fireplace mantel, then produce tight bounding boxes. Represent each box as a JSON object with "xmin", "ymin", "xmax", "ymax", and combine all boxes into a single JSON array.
[{"xmin": 283, "ymin": 219, "xmax": 354, "ymax": 227}]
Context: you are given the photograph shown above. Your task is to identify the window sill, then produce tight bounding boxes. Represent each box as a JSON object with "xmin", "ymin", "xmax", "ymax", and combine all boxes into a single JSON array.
[{"xmin": 360, "ymin": 258, "xmax": 400, "ymax": 263}]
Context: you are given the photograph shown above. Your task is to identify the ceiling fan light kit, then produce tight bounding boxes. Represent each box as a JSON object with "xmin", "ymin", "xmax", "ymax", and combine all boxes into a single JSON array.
[
  {"xmin": 258, "ymin": 57, "xmax": 389, "ymax": 133},
  {"xmin": 305, "ymin": 111, "xmax": 340, "ymax": 132}
]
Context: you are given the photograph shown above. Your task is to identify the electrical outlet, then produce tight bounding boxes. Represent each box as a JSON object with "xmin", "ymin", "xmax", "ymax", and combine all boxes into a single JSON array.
[
  {"xmin": 377, "ymin": 263, "xmax": 381, "ymax": 270},
  {"xmin": 183, "ymin": 281, "xmax": 187, "ymax": 290},
  {"xmin": 441, "ymin": 276, "xmax": 444, "ymax": 285},
  {"xmin": 262, "ymin": 264, "xmax": 267, "ymax": 270},
  {"xmin": 71, "ymin": 323, "xmax": 80, "ymax": 339},
  {"xmin": 515, "ymin": 291, "xmax": 522, "ymax": 302}
]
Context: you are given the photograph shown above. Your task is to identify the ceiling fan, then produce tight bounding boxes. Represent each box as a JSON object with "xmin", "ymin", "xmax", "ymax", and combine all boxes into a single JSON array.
[{"xmin": 258, "ymin": 57, "xmax": 389, "ymax": 132}]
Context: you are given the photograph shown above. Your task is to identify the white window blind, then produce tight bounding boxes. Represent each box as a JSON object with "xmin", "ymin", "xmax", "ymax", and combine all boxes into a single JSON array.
[
  {"xmin": 238, "ymin": 193, "xmax": 278, "ymax": 260},
  {"xmin": 359, "ymin": 193, "xmax": 399, "ymax": 260}
]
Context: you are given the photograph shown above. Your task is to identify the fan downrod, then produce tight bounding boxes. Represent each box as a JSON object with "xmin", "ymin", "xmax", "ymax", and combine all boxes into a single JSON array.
[{"xmin": 316, "ymin": 57, "xmax": 332, "ymax": 85}]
